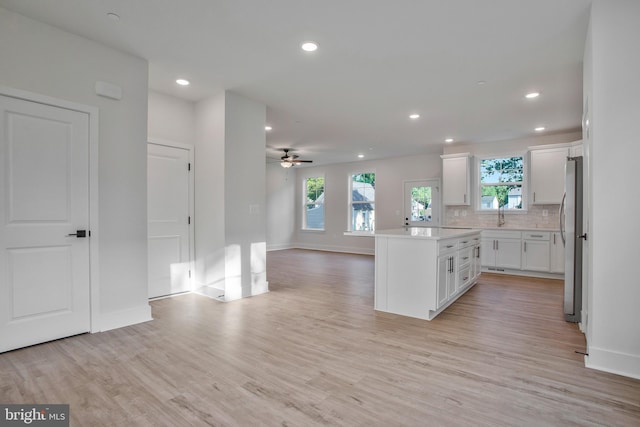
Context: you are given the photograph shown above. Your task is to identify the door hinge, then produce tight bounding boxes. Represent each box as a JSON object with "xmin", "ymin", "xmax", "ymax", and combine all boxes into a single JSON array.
[
  {"xmin": 188, "ymin": 216, "xmax": 191, "ymax": 225},
  {"xmin": 189, "ymin": 270, "xmax": 191, "ymax": 278},
  {"xmin": 188, "ymin": 162, "xmax": 191, "ymax": 171}
]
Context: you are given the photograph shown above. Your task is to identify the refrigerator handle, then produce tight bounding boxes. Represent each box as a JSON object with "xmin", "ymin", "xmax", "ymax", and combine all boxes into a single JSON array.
[{"xmin": 559, "ymin": 192, "xmax": 566, "ymax": 245}]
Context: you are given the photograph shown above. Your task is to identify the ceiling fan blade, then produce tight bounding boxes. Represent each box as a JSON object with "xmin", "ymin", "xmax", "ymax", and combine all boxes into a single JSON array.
[{"xmin": 290, "ymin": 159, "xmax": 313, "ymax": 163}]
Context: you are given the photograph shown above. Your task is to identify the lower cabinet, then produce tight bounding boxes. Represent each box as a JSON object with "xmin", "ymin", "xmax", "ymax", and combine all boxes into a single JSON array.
[
  {"xmin": 481, "ymin": 230, "xmax": 522, "ymax": 271},
  {"xmin": 437, "ymin": 252, "xmax": 456, "ymax": 308},
  {"xmin": 522, "ymin": 232, "xmax": 550, "ymax": 272},
  {"xmin": 550, "ymin": 232, "xmax": 565, "ymax": 273},
  {"xmin": 481, "ymin": 229, "xmax": 564, "ymax": 276}
]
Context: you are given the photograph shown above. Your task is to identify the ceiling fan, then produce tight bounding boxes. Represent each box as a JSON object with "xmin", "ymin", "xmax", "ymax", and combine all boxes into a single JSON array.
[{"xmin": 280, "ymin": 149, "xmax": 313, "ymax": 168}]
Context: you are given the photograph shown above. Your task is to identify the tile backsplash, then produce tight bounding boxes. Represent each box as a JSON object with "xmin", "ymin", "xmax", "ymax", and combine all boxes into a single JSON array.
[{"xmin": 444, "ymin": 204, "xmax": 560, "ymax": 230}]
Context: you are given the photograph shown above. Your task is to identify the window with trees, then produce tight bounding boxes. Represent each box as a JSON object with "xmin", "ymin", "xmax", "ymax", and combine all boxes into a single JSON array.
[
  {"xmin": 350, "ymin": 172, "xmax": 375, "ymax": 231},
  {"xmin": 478, "ymin": 156, "xmax": 524, "ymax": 211},
  {"xmin": 303, "ymin": 176, "xmax": 325, "ymax": 230}
]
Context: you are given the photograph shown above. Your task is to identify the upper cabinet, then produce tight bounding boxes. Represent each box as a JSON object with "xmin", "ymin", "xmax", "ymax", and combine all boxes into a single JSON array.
[
  {"xmin": 441, "ymin": 153, "xmax": 471, "ymax": 205},
  {"xmin": 529, "ymin": 147, "xmax": 567, "ymax": 204}
]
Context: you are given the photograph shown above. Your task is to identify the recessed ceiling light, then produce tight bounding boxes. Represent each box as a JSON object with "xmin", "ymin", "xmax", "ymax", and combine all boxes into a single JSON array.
[
  {"xmin": 176, "ymin": 79, "xmax": 190, "ymax": 86},
  {"xmin": 265, "ymin": 126, "xmax": 272, "ymax": 131},
  {"xmin": 526, "ymin": 92, "xmax": 540, "ymax": 99},
  {"xmin": 409, "ymin": 114, "xmax": 420, "ymax": 119},
  {"xmin": 477, "ymin": 80, "xmax": 487, "ymax": 85},
  {"xmin": 301, "ymin": 41, "xmax": 318, "ymax": 52},
  {"xmin": 445, "ymin": 138, "xmax": 454, "ymax": 143},
  {"xmin": 107, "ymin": 12, "xmax": 120, "ymax": 21},
  {"xmin": 535, "ymin": 126, "xmax": 545, "ymax": 132},
  {"xmin": 358, "ymin": 154, "xmax": 365, "ymax": 158}
]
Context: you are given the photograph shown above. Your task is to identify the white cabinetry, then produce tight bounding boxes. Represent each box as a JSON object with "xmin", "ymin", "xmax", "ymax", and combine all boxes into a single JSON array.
[
  {"xmin": 375, "ymin": 229, "xmax": 481, "ymax": 320},
  {"xmin": 522, "ymin": 232, "xmax": 550, "ymax": 272},
  {"xmin": 529, "ymin": 147, "xmax": 567, "ymax": 204},
  {"xmin": 550, "ymin": 231, "xmax": 565, "ymax": 273},
  {"xmin": 437, "ymin": 241, "xmax": 457, "ymax": 307},
  {"xmin": 441, "ymin": 153, "xmax": 471, "ymax": 205},
  {"xmin": 481, "ymin": 230, "xmax": 522, "ymax": 271}
]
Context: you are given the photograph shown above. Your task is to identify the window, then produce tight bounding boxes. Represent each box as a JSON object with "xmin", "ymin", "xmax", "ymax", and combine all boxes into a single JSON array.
[
  {"xmin": 350, "ymin": 173, "xmax": 375, "ymax": 231},
  {"xmin": 478, "ymin": 156, "xmax": 524, "ymax": 210},
  {"xmin": 303, "ymin": 176, "xmax": 324, "ymax": 230}
]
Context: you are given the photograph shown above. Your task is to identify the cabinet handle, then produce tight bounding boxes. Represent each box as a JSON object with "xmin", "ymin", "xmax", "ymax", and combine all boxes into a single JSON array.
[
  {"xmin": 533, "ymin": 192, "xmax": 536, "ymax": 202},
  {"xmin": 524, "ymin": 242, "xmax": 527, "ymax": 252},
  {"xmin": 463, "ymin": 256, "xmax": 469, "ymax": 260},
  {"xmin": 530, "ymin": 234, "xmax": 543, "ymax": 238},
  {"xmin": 463, "ymin": 194, "xmax": 467, "ymax": 203},
  {"xmin": 446, "ymin": 245, "xmax": 454, "ymax": 248},
  {"xmin": 553, "ymin": 234, "xmax": 556, "ymax": 244},
  {"xmin": 461, "ymin": 240, "xmax": 468, "ymax": 244},
  {"xmin": 496, "ymin": 240, "xmax": 499, "ymax": 251},
  {"xmin": 463, "ymin": 276, "xmax": 469, "ymax": 281}
]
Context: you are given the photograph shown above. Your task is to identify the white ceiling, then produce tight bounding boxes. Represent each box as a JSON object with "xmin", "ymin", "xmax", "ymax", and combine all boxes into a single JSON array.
[{"xmin": 0, "ymin": 0, "xmax": 591, "ymax": 166}]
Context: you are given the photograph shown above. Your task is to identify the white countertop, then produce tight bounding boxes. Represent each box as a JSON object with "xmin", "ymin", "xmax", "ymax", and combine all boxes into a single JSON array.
[{"xmin": 374, "ymin": 227, "xmax": 481, "ymax": 240}]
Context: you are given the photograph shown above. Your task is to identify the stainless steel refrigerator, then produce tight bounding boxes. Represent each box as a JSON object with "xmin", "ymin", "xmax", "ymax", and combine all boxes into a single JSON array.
[{"xmin": 560, "ymin": 156, "xmax": 584, "ymax": 323}]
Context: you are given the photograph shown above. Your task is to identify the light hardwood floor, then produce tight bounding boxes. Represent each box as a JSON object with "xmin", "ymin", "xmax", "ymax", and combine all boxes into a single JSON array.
[{"xmin": 1, "ymin": 249, "xmax": 639, "ymax": 426}]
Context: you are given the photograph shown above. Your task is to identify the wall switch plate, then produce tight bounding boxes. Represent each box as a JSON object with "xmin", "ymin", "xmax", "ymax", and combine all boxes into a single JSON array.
[
  {"xmin": 542, "ymin": 209, "xmax": 548, "ymax": 217},
  {"xmin": 461, "ymin": 209, "xmax": 467, "ymax": 217},
  {"xmin": 454, "ymin": 210, "xmax": 459, "ymax": 217}
]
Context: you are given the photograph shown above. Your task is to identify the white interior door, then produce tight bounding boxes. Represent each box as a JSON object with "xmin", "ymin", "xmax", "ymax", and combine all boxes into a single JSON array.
[
  {"xmin": 403, "ymin": 179, "xmax": 440, "ymax": 227},
  {"xmin": 0, "ymin": 95, "xmax": 91, "ymax": 353},
  {"xmin": 147, "ymin": 143, "xmax": 191, "ymax": 298}
]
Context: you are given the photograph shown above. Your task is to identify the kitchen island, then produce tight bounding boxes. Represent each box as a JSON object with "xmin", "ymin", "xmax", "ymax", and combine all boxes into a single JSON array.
[{"xmin": 375, "ymin": 227, "xmax": 482, "ymax": 320}]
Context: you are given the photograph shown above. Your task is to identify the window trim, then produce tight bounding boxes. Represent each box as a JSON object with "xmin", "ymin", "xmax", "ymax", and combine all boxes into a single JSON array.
[
  {"xmin": 348, "ymin": 171, "xmax": 376, "ymax": 232},
  {"xmin": 475, "ymin": 153, "xmax": 528, "ymax": 213},
  {"xmin": 302, "ymin": 174, "xmax": 325, "ymax": 231}
]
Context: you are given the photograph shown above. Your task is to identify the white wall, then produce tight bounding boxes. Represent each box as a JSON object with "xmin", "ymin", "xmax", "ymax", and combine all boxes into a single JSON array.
[
  {"xmin": 584, "ymin": 0, "xmax": 640, "ymax": 379},
  {"xmin": 193, "ymin": 91, "xmax": 268, "ymax": 300},
  {"xmin": 443, "ymin": 131, "xmax": 582, "ymax": 157},
  {"xmin": 266, "ymin": 164, "xmax": 296, "ymax": 251},
  {"xmin": 292, "ymin": 154, "xmax": 443, "ymax": 254},
  {"xmin": 224, "ymin": 92, "xmax": 267, "ymax": 299},
  {"xmin": 194, "ymin": 93, "xmax": 226, "ymax": 291},
  {"xmin": 0, "ymin": 8, "xmax": 151, "ymax": 329},
  {"xmin": 148, "ymin": 90, "xmax": 195, "ymax": 144}
]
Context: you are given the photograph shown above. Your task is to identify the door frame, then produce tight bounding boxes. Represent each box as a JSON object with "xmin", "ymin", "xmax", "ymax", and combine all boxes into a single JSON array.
[
  {"xmin": 147, "ymin": 138, "xmax": 195, "ymax": 293},
  {"xmin": 0, "ymin": 86, "xmax": 100, "ymax": 332},
  {"xmin": 403, "ymin": 178, "xmax": 441, "ymax": 227}
]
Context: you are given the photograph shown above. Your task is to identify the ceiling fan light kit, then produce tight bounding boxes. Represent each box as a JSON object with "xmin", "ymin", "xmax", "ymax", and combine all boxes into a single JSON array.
[{"xmin": 280, "ymin": 149, "xmax": 313, "ymax": 168}]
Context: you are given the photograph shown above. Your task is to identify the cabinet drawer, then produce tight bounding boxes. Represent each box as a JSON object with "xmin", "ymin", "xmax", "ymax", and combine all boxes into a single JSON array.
[
  {"xmin": 458, "ymin": 265, "xmax": 472, "ymax": 288},
  {"xmin": 482, "ymin": 230, "xmax": 522, "ymax": 239},
  {"xmin": 458, "ymin": 237, "xmax": 475, "ymax": 249},
  {"xmin": 523, "ymin": 231, "xmax": 550, "ymax": 240},
  {"xmin": 458, "ymin": 247, "xmax": 473, "ymax": 266},
  {"xmin": 438, "ymin": 239, "xmax": 458, "ymax": 254}
]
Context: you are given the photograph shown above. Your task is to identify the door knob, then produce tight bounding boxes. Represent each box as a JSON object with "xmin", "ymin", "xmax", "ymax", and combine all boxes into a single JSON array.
[{"xmin": 67, "ymin": 230, "xmax": 87, "ymax": 238}]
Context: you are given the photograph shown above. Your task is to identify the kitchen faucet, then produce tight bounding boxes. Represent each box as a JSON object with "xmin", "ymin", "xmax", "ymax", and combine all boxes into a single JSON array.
[{"xmin": 497, "ymin": 205, "xmax": 505, "ymax": 227}]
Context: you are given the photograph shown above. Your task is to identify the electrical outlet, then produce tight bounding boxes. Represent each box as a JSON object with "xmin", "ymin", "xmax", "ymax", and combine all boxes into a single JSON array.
[
  {"xmin": 542, "ymin": 209, "xmax": 548, "ymax": 217},
  {"xmin": 454, "ymin": 210, "xmax": 459, "ymax": 217},
  {"xmin": 461, "ymin": 209, "xmax": 467, "ymax": 217}
]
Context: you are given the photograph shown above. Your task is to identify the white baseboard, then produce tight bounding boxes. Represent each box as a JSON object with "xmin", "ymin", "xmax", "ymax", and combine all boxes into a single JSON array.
[
  {"xmin": 97, "ymin": 304, "xmax": 153, "ymax": 332},
  {"xmin": 294, "ymin": 243, "xmax": 374, "ymax": 256},
  {"xmin": 481, "ymin": 267, "xmax": 564, "ymax": 280},
  {"xmin": 585, "ymin": 346, "xmax": 640, "ymax": 380},
  {"xmin": 267, "ymin": 243, "xmax": 295, "ymax": 251}
]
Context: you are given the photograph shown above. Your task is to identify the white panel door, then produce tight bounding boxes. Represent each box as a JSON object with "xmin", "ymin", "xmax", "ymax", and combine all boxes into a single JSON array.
[
  {"xmin": 0, "ymin": 95, "xmax": 90, "ymax": 353},
  {"xmin": 147, "ymin": 143, "xmax": 191, "ymax": 298}
]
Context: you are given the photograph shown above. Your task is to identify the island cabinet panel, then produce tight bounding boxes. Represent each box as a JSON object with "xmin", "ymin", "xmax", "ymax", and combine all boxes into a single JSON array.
[{"xmin": 374, "ymin": 228, "xmax": 481, "ymax": 321}]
